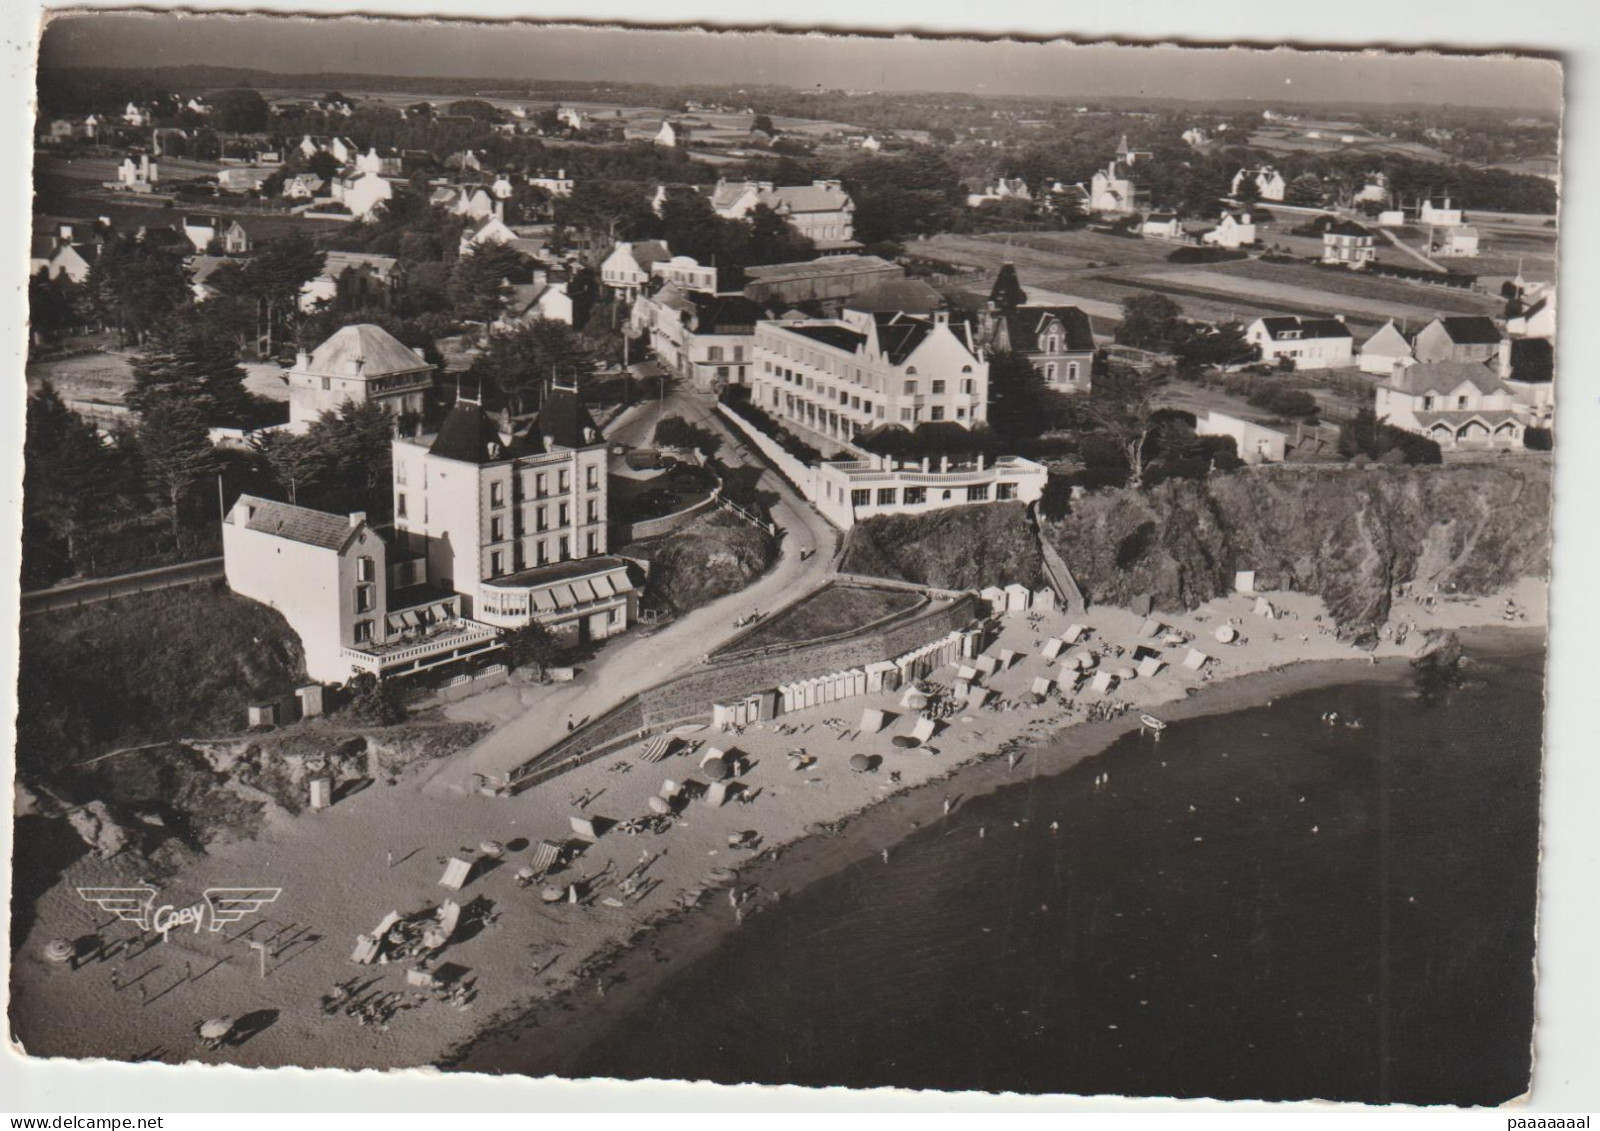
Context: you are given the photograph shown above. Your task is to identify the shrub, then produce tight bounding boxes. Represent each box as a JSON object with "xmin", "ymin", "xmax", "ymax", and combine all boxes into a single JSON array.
[
  {"xmin": 1166, "ymin": 246, "xmax": 1248, "ymax": 264},
  {"xmin": 340, "ymin": 672, "xmax": 408, "ymax": 725}
]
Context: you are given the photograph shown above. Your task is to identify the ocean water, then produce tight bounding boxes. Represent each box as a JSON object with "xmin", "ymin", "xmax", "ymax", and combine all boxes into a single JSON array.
[{"xmin": 547, "ymin": 646, "xmax": 1545, "ymax": 1104}]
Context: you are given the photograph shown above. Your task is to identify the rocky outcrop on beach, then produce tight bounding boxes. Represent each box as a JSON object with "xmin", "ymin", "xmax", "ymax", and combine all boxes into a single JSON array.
[
  {"xmin": 839, "ymin": 502, "xmax": 1045, "ymax": 591},
  {"xmin": 1043, "ymin": 463, "xmax": 1550, "ymax": 643}
]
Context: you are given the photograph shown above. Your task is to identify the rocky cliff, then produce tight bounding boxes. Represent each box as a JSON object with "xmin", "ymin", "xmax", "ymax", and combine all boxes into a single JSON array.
[{"xmin": 1044, "ymin": 462, "xmax": 1551, "ymax": 642}]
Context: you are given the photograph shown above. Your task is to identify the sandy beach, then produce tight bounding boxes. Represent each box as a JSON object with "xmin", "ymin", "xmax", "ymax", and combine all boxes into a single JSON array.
[{"xmin": 9, "ymin": 577, "xmax": 1546, "ymax": 1075}]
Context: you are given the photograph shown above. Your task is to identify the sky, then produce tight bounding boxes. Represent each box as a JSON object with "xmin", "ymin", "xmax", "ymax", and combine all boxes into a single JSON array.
[{"xmin": 38, "ymin": 12, "xmax": 1563, "ymax": 112}]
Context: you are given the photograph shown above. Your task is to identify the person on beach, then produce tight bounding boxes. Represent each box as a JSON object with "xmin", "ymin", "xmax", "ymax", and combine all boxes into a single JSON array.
[
  {"xmin": 943, "ymin": 795, "xmax": 952, "ymax": 816},
  {"xmin": 110, "ymin": 968, "xmax": 120, "ymax": 992},
  {"xmin": 882, "ymin": 848, "xmax": 890, "ymax": 864},
  {"xmin": 979, "ymin": 826, "xmax": 986, "ymax": 839}
]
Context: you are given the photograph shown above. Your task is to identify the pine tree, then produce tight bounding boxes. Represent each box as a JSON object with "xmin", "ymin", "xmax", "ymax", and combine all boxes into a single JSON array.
[
  {"xmin": 129, "ymin": 317, "xmax": 253, "ymax": 426},
  {"xmin": 137, "ymin": 396, "xmax": 219, "ymax": 535}
]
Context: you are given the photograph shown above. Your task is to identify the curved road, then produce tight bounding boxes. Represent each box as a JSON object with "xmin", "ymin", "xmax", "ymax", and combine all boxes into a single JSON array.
[{"xmin": 420, "ymin": 381, "xmax": 839, "ymax": 794}]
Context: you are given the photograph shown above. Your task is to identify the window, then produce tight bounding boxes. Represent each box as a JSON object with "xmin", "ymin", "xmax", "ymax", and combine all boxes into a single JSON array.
[
  {"xmin": 586, "ymin": 500, "xmax": 599, "ymax": 524},
  {"xmin": 537, "ymin": 541, "xmax": 549, "ymax": 566},
  {"xmin": 967, "ymin": 484, "xmax": 990, "ymax": 502},
  {"xmin": 321, "ymin": 376, "xmax": 331, "ymax": 391},
  {"xmin": 490, "ymin": 550, "xmax": 504, "ymax": 576},
  {"xmin": 355, "ymin": 585, "xmax": 374, "ymax": 613},
  {"xmin": 353, "ymin": 620, "xmax": 374, "ymax": 644},
  {"xmin": 1458, "ymin": 395, "xmax": 1469, "ymax": 409},
  {"xmin": 536, "ymin": 472, "xmax": 548, "ymax": 497},
  {"xmin": 394, "ymin": 462, "xmax": 407, "ymax": 486},
  {"xmin": 900, "ymin": 407, "xmax": 913, "ymax": 423},
  {"xmin": 559, "ymin": 536, "xmax": 571, "ymax": 561},
  {"xmin": 586, "ymin": 465, "xmax": 599, "ymax": 489},
  {"xmin": 851, "ymin": 489, "xmax": 871, "ymax": 507},
  {"xmin": 536, "ymin": 505, "xmax": 548, "ymax": 532},
  {"xmin": 930, "ymin": 406, "xmax": 945, "ymax": 421},
  {"xmin": 931, "ymin": 380, "xmax": 946, "ymax": 394},
  {"xmin": 357, "ymin": 556, "xmax": 375, "ymax": 582},
  {"xmin": 609, "ymin": 608, "xmax": 622, "ymax": 626},
  {"xmin": 997, "ymin": 482, "xmax": 1017, "ymax": 501},
  {"xmin": 559, "ymin": 470, "xmax": 570, "ymax": 493},
  {"xmin": 396, "ymin": 493, "xmax": 407, "ymax": 518},
  {"xmin": 877, "ymin": 487, "xmax": 897, "ymax": 506},
  {"xmin": 1067, "ymin": 362, "xmax": 1080, "ymax": 383},
  {"xmin": 957, "ymin": 407, "xmax": 967, "ymax": 420},
  {"xmin": 708, "ymin": 346, "xmax": 724, "ymax": 362},
  {"xmin": 961, "ymin": 379, "xmax": 974, "ymax": 395},
  {"xmin": 1044, "ymin": 363, "xmax": 1057, "ymax": 382},
  {"xmin": 587, "ymin": 531, "xmax": 599, "ymax": 555},
  {"xmin": 491, "ymin": 516, "xmax": 504, "ymax": 542},
  {"xmin": 559, "ymin": 503, "xmax": 570, "ymax": 526},
  {"xmin": 490, "ymin": 481, "xmax": 505, "ymax": 508},
  {"xmin": 903, "ymin": 486, "xmax": 926, "ymax": 505},
  {"xmin": 903, "ymin": 380, "xmax": 917, "ymax": 395},
  {"xmin": 717, "ymin": 366, "xmax": 729, "ymax": 379},
  {"xmin": 1422, "ymin": 395, "xmax": 1436, "ymax": 410}
]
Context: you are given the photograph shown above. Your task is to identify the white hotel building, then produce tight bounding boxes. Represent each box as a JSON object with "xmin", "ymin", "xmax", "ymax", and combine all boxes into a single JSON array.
[{"xmin": 750, "ymin": 305, "xmax": 989, "ymax": 453}]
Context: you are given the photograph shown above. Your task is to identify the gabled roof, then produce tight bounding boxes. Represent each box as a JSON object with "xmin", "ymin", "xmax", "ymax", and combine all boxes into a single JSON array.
[
  {"xmin": 1386, "ymin": 360, "xmax": 1506, "ymax": 397},
  {"xmin": 305, "ymin": 324, "xmax": 432, "ymax": 379},
  {"xmin": 1002, "ymin": 305, "xmax": 1096, "ymax": 353},
  {"xmin": 1433, "ymin": 316, "xmax": 1502, "ymax": 345},
  {"xmin": 763, "ymin": 181, "xmax": 852, "ymax": 214},
  {"xmin": 873, "ymin": 313, "xmax": 935, "ymax": 365},
  {"xmin": 233, "ymin": 494, "xmax": 362, "ymax": 552},
  {"xmin": 690, "ymin": 293, "xmax": 768, "ymax": 332},
  {"xmin": 1324, "ymin": 219, "xmax": 1372, "ymax": 238}
]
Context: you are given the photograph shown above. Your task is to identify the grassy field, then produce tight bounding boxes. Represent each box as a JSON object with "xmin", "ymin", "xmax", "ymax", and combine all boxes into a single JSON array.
[
  {"xmin": 1199, "ymin": 258, "xmax": 1501, "ymax": 314},
  {"xmin": 717, "ymin": 581, "xmax": 924, "ymax": 654}
]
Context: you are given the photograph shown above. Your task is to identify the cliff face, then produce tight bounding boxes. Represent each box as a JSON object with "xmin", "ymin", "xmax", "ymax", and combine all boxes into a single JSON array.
[
  {"xmin": 839, "ymin": 502, "xmax": 1045, "ymax": 591},
  {"xmin": 1044, "ymin": 462, "xmax": 1551, "ymax": 641}
]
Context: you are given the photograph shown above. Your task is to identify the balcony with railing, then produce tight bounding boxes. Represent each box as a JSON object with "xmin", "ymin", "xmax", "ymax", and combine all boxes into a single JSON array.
[{"xmin": 340, "ymin": 617, "xmax": 502, "ymax": 676}]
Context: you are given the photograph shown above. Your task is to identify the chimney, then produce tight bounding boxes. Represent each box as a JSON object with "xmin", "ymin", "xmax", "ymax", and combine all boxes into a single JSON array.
[
  {"xmin": 933, "ymin": 309, "xmax": 950, "ymax": 326},
  {"xmin": 349, "ymin": 511, "xmax": 367, "ymax": 528},
  {"xmin": 940, "ymin": 454, "xmax": 950, "ymax": 473},
  {"xmin": 294, "ymin": 349, "xmax": 310, "ymax": 370}
]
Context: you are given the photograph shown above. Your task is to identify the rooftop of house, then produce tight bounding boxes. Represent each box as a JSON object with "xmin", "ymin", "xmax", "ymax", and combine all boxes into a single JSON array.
[
  {"xmin": 1325, "ymin": 219, "xmax": 1372, "ymax": 238},
  {"xmin": 424, "ymin": 389, "xmax": 603, "ymax": 464},
  {"xmin": 1256, "ymin": 316, "xmax": 1353, "ymax": 341},
  {"xmin": 1386, "ymin": 360, "xmax": 1506, "ymax": 397},
  {"xmin": 742, "ymin": 254, "xmax": 897, "ymax": 283},
  {"xmin": 785, "ymin": 322, "xmax": 869, "ymax": 352},
  {"xmin": 301, "ymin": 324, "xmax": 432, "ymax": 379},
  {"xmin": 999, "ymin": 305, "xmax": 1096, "ymax": 353},
  {"xmin": 481, "ymin": 555, "xmax": 636, "ymax": 594},
  {"xmin": 1433, "ymin": 315, "xmax": 1503, "ymax": 345},
  {"xmin": 230, "ymin": 494, "xmax": 363, "ymax": 552},
  {"xmin": 843, "ymin": 278, "xmax": 945, "ymax": 316}
]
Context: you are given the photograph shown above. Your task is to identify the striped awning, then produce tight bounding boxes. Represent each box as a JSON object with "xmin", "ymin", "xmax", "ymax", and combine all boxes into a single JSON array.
[
  {"xmin": 549, "ymin": 586, "xmax": 575, "ymax": 610},
  {"xmin": 531, "ymin": 589, "xmax": 557, "ymax": 613}
]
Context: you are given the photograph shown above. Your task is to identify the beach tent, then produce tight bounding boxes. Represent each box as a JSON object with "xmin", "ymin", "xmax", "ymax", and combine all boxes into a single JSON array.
[
  {"xmin": 704, "ymin": 781, "xmax": 732, "ymax": 807},
  {"xmin": 866, "ymin": 661, "xmax": 900, "ymax": 693},
  {"xmin": 1132, "ymin": 644, "xmax": 1162, "ymax": 661},
  {"xmin": 1253, "ymin": 597, "xmax": 1276, "ymax": 619},
  {"xmin": 438, "ymin": 858, "xmax": 472, "ymax": 891},
  {"xmin": 953, "ymin": 679, "xmax": 972, "ymax": 699},
  {"xmin": 640, "ymin": 735, "xmax": 676, "ymax": 763},
  {"xmin": 1091, "ymin": 671, "xmax": 1117, "ymax": 695},
  {"xmin": 980, "ymin": 586, "xmax": 1007, "ymax": 614},
  {"xmin": 1070, "ymin": 649, "xmax": 1097, "ymax": 670},
  {"xmin": 975, "ymin": 654, "xmax": 1000, "ymax": 676},
  {"xmin": 660, "ymin": 779, "xmax": 681, "ymax": 799},
  {"xmin": 701, "ymin": 747, "xmax": 727, "ymax": 769},
  {"xmin": 998, "ymin": 648, "xmax": 1018, "ymax": 669},
  {"xmin": 910, "ymin": 716, "xmax": 938, "ymax": 744},
  {"xmin": 1033, "ymin": 588, "xmax": 1057, "ymax": 614},
  {"xmin": 1040, "ymin": 637, "xmax": 1065, "ymax": 660},
  {"xmin": 1138, "ymin": 618, "xmax": 1163, "ymax": 638},
  {"xmin": 859, "ymin": 708, "xmax": 888, "ymax": 735},
  {"xmin": 1161, "ymin": 632, "xmax": 1188, "ymax": 646},
  {"xmin": 900, "ymin": 686, "xmax": 929, "ymax": 710},
  {"xmin": 569, "ymin": 816, "xmax": 599, "ymax": 841},
  {"xmin": 1063, "ymin": 623, "xmax": 1087, "ymax": 645},
  {"xmin": 966, "ymin": 687, "xmax": 994, "ymax": 709},
  {"xmin": 956, "ymin": 664, "xmax": 980, "ymax": 682},
  {"xmin": 351, "ymin": 934, "xmax": 380, "ymax": 964},
  {"xmin": 1137, "ymin": 656, "xmax": 1165, "ymax": 680},
  {"xmin": 1213, "ymin": 625, "xmax": 1238, "ymax": 644},
  {"xmin": 1183, "ymin": 649, "xmax": 1211, "ymax": 671},
  {"xmin": 529, "ymin": 840, "xmax": 563, "ymax": 872},
  {"xmin": 1235, "ymin": 571, "xmax": 1257, "ymax": 594},
  {"xmin": 711, "ymin": 702, "xmax": 737, "ymax": 729},
  {"xmin": 1130, "ymin": 594, "xmax": 1154, "ymax": 617},
  {"xmin": 1030, "ymin": 676, "xmax": 1054, "ymax": 699},
  {"xmin": 1004, "ymin": 583, "xmax": 1031, "ymax": 613}
]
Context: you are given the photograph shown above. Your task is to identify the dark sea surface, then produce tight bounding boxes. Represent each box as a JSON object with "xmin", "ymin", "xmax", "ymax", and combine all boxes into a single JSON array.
[{"xmin": 550, "ymin": 645, "xmax": 1545, "ymax": 1104}]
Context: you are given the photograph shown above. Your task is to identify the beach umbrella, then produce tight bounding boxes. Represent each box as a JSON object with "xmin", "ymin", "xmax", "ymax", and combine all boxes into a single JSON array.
[
  {"xmin": 849, "ymin": 753, "xmax": 872, "ymax": 773},
  {"xmin": 702, "ymin": 756, "xmax": 729, "ymax": 781},
  {"xmin": 199, "ymin": 1017, "xmax": 235, "ymax": 1042},
  {"xmin": 43, "ymin": 939, "xmax": 75, "ymax": 964},
  {"xmin": 647, "ymin": 795, "xmax": 672, "ymax": 816},
  {"xmin": 891, "ymin": 735, "xmax": 919, "ymax": 748},
  {"xmin": 1116, "ymin": 667, "xmax": 1138, "ymax": 681},
  {"xmin": 1214, "ymin": 625, "xmax": 1238, "ymax": 643},
  {"xmin": 541, "ymin": 886, "xmax": 565, "ymax": 904},
  {"xmin": 478, "ymin": 840, "xmax": 505, "ymax": 859}
]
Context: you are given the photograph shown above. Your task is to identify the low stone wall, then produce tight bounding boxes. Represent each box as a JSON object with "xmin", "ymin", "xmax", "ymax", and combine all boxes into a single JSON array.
[{"xmin": 614, "ymin": 487, "xmax": 721, "ymax": 543}]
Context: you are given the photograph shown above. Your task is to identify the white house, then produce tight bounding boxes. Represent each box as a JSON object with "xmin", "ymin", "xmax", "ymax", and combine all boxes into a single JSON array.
[
  {"xmin": 1375, "ymin": 361, "xmax": 1525, "ymax": 450},
  {"xmin": 1090, "ymin": 158, "xmax": 1149, "ymax": 215},
  {"xmin": 298, "ymin": 251, "xmax": 402, "ymax": 313},
  {"xmin": 181, "ymin": 215, "xmax": 219, "ymax": 253},
  {"xmin": 1231, "ymin": 166, "xmax": 1286, "ymax": 201},
  {"xmin": 966, "ymin": 178, "xmax": 1032, "ymax": 208},
  {"xmin": 654, "ymin": 120, "xmax": 680, "ymax": 148},
  {"xmin": 1508, "ymin": 285, "xmax": 1555, "ymax": 339},
  {"xmin": 1377, "ymin": 210, "xmax": 1407, "ymax": 227},
  {"xmin": 1201, "ymin": 209, "xmax": 1256, "ymax": 248},
  {"xmin": 1322, "ymin": 220, "xmax": 1376, "ymax": 267},
  {"xmin": 1434, "ymin": 226, "xmax": 1480, "ymax": 258},
  {"xmin": 651, "ymin": 254, "xmax": 721, "ymax": 295},
  {"xmin": 600, "ymin": 239, "xmax": 673, "ymax": 299},
  {"xmin": 1181, "ymin": 127, "xmax": 1209, "ymax": 148},
  {"xmin": 1140, "ymin": 213, "xmax": 1184, "ymax": 240},
  {"xmin": 331, "ymin": 170, "xmax": 394, "ymax": 219},
  {"xmin": 286, "ymin": 323, "xmax": 434, "ymax": 431},
  {"xmin": 1358, "ymin": 321, "xmax": 1416, "ymax": 375},
  {"xmin": 1196, "ymin": 410, "xmax": 1289, "ymax": 464},
  {"xmin": 1419, "ymin": 197, "xmax": 1463, "ymax": 226},
  {"xmin": 123, "ymin": 102, "xmax": 151, "ymax": 127},
  {"xmin": 115, "ymin": 154, "xmax": 159, "ymax": 190},
  {"xmin": 282, "ymin": 173, "xmax": 325, "ymax": 200},
  {"xmin": 1245, "ymin": 316, "xmax": 1355, "ymax": 367},
  {"xmin": 527, "ymin": 169, "xmax": 574, "ymax": 197},
  {"xmin": 327, "ymin": 137, "xmax": 357, "ymax": 164}
]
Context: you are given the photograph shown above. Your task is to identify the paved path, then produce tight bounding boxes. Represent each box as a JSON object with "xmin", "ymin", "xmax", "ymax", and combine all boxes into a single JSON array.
[
  {"xmin": 420, "ymin": 384, "xmax": 839, "ymax": 794},
  {"xmin": 21, "ymin": 556, "xmax": 225, "ymax": 617}
]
